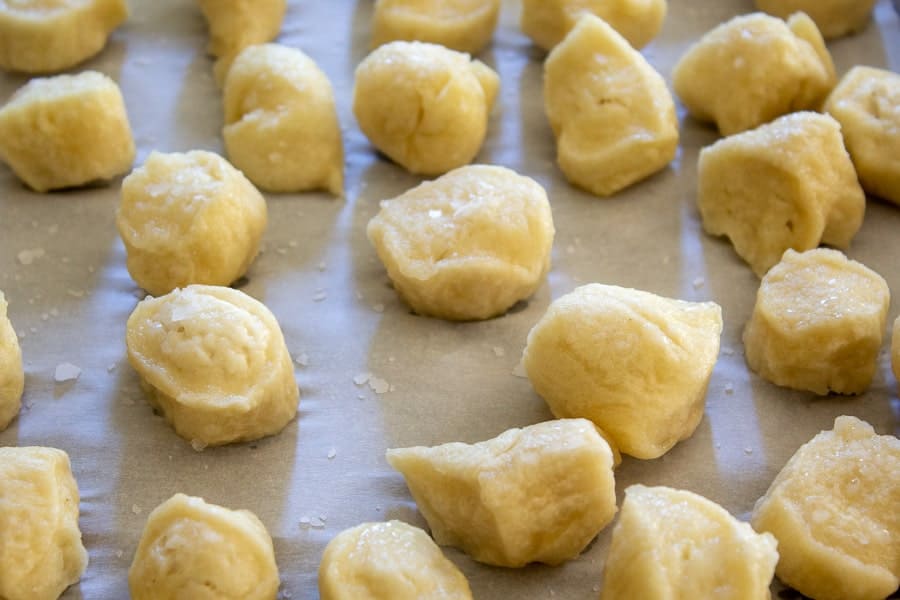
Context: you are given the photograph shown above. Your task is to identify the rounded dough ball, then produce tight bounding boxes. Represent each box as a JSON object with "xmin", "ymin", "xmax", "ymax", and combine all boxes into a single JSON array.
[
  {"xmin": 673, "ymin": 12, "xmax": 835, "ymax": 135},
  {"xmin": 319, "ymin": 521, "xmax": 473, "ymax": 600},
  {"xmin": 0, "ymin": 70, "xmax": 135, "ymax": 192},
  {"xmin": 116, "ymin": 150, "xmax": 267, "ymax": 296},
  {"xmin": 366, "ymin": 165, "xmax": 554, "ymax": 320},
  {"xmin": 751, "ymin": 416, "xmax": 900, "ymax": 600},
  {"xmin": 755, "ymin": 0, "xmax": 877, "ymax": 39},
  {"xmin": 0, "ymin": 291, "xmax": 23, "ymax": 431},
  {"xmin": 543, "ymin": 14, "xmax": 677, "ymax": 197},
  {"xmin": 125, "ymin": 285, "xmax": 298, "ymax": 446},
  {"xmin": 129, "ymin": 493, "xmax": 279, "ymax": 600},
  {"xmin": 353, "ymin": 41, "xmax": 499, "ymax": 175},
  {"xmin": 0, "ymin": 447, "xmax": 88, "ymax": 600},
  {"xmin": 371, "ymin": 0, "xmax": 501, "ymax": 55},
  {"xmin": 224, "ymin": 43, "xmax": 343, "ymax": 195},
  {"xmin": 523, "ymin": 284, "xmax": 723, "ymax": 459},
  {"xmin": 743, "ymin": 249, "xmax": 889, "ymax": 396},
  {"xmin": 387, "ymin": 419, "xmax": 617, "ymax": 568}
]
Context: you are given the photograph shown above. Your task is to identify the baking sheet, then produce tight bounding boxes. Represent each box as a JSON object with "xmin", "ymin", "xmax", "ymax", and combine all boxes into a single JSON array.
[{"xmin": 1, "ymin": 1, "xmax": 898, "ymax": 598}]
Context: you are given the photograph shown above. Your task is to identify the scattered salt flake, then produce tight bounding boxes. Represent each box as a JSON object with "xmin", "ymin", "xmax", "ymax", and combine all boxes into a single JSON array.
[
  {"xmin": 313, "ymin": 289, "xmax": 327, "ymax": 302},
  {"xmin": 310, "ymin": 517, "xmax": 326, "ymax": 528},
  {"xmin": 299, "ymin": 516, "xmax": 311, "ymax": 528},
  {"xmin": 190, "ymin": 438, "xmax": 208, "ymax": 452},
  {"xmin": 353, "ymin": 372, "xmax": 371, "ymax": 386},
  {"xmin": 327, "ymin": 447, "xmax": 337, "ymax": 460},
  {"xmin": 276, "ymin": 248, "xmax": 288, "ymax": 255},
  {"xmin": 17, "ymin": 248, "xmax": 45, "ymax": 265},
  {"xmin": 592, "ymin": 585, "xmax": 600, "ymax": 593},
  {"xmin": 294, "ymin": 352, "xmax": 310, "ymax": 367},
  {"xmin": 319, "ymin": 514, "xmax": 328, "ymax": 522},
  {"xmin": 369, "ymin": 377, "xmax": 390, "ymax": 394},
  {"xmin": 318, "ymin": 261, "xmax": 327, "ymax": 271},
  {"xmin": 54, "ymin": 363, "xmax": 81, "ymax": 383},
  {"xmin": 107, "ymin": 363, "xmax": 117, "ymax": 373},
  {"xmin": 724, "ymin": 382, "xmax": 734, "ymax": 395},
  {"xmin": 743, "ymin": 447, "xmax": 753, "ymax": 455},
  {"xmin": 288, "ymin": 240, "xmax": 298, "ymax": 248},
  {"xmin": 512, "ymin": 361, "xmax": 528, "ymax": 378},
  {"xmin": 357, "ymin": 394, "xmax": 365, "ymax": 400},
  {"xmin": 24, "ymin": 400, "xmax": 34, "ymax": 410},
  {"xmin": 389, "ymin": 384, "xmax": 396, "ymax": 392},
  {"xmin": 692, "ymin": 276, "xmax": 706, "ymax": 289},
  {"xmin": 17, "ymin": 331, "xmax": 26, "ymax": 339},
  {"xmin": 372, "ymin": 303, "xmax": 385, "ymax": 313},
  {"xmin": 492, "ymin": 346, "xmax": 505, "ymax": 357},
  {"xmin": 29, "ymin": 327, "xmax": 36, "ymax": 334},
  {"xmin": 722, "ymin": 347, "xmax": 735, "ymax": 356},
  {"xmin": 131, "ymin": 504, "xmax": 142, "ymax": 515},
  {"xmin": 116, "ymin": 549, "xmax": 124, "ymax": 559},
  {"xmin": 428, "ymin": 209, "xmax": 442, "ymax": 218}
]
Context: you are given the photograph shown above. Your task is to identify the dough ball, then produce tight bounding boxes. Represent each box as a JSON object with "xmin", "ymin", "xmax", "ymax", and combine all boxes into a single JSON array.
[
  {"xmin": 353, "ymin": 41, "xmax": 499, "ymax": 175},
  {"xmin": 116, "ymin": 150, "xmax": 267, "ymax": 296},
  {"xmin": 129, "ymin": 493, "xmax": 279, "ymax": 600},
  {"xmin": 0, "ymin": 0, "xmax": 127, "ymax": 73},
  {"xmin": 603, "ymin": 485, "xmax": 778, "ymax": 599},
  {"xmin": 366, "ymin": 164, "xmax": 554, "ymax": 320},
  {"xmin": 223, "ymin": 43, "xmax": 343, "ymax": 195},
  {"xmin": 0, "ymin": 70, "xmax": 135, "ymax": 192},
  {"xmin": 386, "ymin": 419, "xmax": 617, "ymax": 568},
  {"xmin": 319, "ymin": 521, "xmax": 473, "ymax": 600},
  {"xmin": 0, "ymin": 291, "xmax": 23, "ymax": 431},
  {"xmin": 743, "ymin": 248, "xmax": 889, "ymax": 396},
  {"xmin": 751, "ymin": 416, "xmax": 900, "ymax": 600},
  {"xmin": 543, "ymin": 14, "xmax": 678, "ymax": 197},
  {"xmin": 125, "ymin": 285, "xmax": 299, "ymax": 446},
  {"xmin": 673, "ymin": 12, "xmax": 835, "ymax": 135},
  {"xmin": 825, "ymin": 66, "xmax": 900, "ymax": 206},
  {"xmin": 522, "ymin": 0, "xmax": 666, "ymax": 52},
  {"xmin": 523, "ymin": 284, "xmax": 722, "ymax": 459},
  {"xmin": 0, "ymin": 447, "xmax": 88, "ymax": 600},
  {"xmin": 755, "ymin": 0, "xmax": 877, "ymax": 39},
  {"xmin": 698, "ymin": 112, "xmax": 864, "ymax": 277},
  {"xmin": 371, "ymin": 0, "xmax": 501, "ymax": 55}
]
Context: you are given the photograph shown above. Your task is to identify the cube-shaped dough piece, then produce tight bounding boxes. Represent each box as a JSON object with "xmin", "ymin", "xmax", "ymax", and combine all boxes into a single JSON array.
[
  {"xmin": 544, "ymin": 14, "xmax": 678, "ymax": 197},
  {"xmin": 353, "ymin": 41, "xmax": 499, "ymax": 176},
  {"xmin": 129, "ymin": 493, "xmax": 279, "ymax": 600},
  {"xmin": 224, "ymin": 44, "xmax": 344, "ymax": 195},
  {"xmin": 524, "ymin": 284, "xmax": 722, "ymax": 459},
  {"xmin": 0, "ymin": 0, "xmax": 127, "ymax": 73},
  {"xmin": 125, "ymin": 285, "xmax": 299, "ymax": 446},
  {"xmin": 755, "ymin": 0, "xmax": 877, "ymax": 40},
  {"xmin": 197, "ymin": 0, "xmax": 286, "ymax": 83},
  {"xmin": 0, "ymin": 447, "xmax": 88, "ymax": 600},
  {"xmin": 371, "ymin": 0, "xmax": 501, "ymax": 55},
  {"xmin": 319, "ymin": 521, "xmax": 473, "ymax": 600},
  {"xmin": 522, "ymin": 0, "xmax": 666, "ymax": 52},
  {"xmin": 673, "ymin": 13, "xmax": 835, "ymax": 135},
  {"xmin": 825, "ymin": 66, "xmax": 900, "ymax": 205},
  {"xmin": 386, "ymin": 419, "xmax": 617, "ymax": 567},
  {"xmin": 698, "ymin": 112, "xmax": 864, "ymax": 277},
  {"xmin": 116, "ymin": 150, "xmax": 267, "ymax": 296},
  {"xmin": 0, "ymin": 71, "xmax": 135, "ymax": 192},
  {"xmin": 367, "ymin": 165, "xmax": 554, "ymax": 320},
  {"xmin": 603, "ymin": 485, "xmax": 778, "ymax": 599},
  {"xmin": 752, "ymin": 416, "xmax": 900, "ymax": 600},
  {"xmin": 0, "ymin": 291, "xmax": 23, "ymax": 431},
  {"xmin": 743, "ymin": 249, "xmax": 889, "ymax": 395}
]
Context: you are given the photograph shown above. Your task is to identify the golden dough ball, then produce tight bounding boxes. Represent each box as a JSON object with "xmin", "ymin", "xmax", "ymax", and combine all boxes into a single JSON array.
[
  {"xmin": 0, "ymin": 291, "xmax": 23, "ymax": 432},
  {"xmin": 755, "ymin": 0, "xmax": 877, "ymax": 39},
  {"xmin": 371, "ymin": 0, "xmax": 501, "ymax": 55},
  {"xmin": 197, "ymin": 0, "xmax": 286, "ymax": 83},
  {"xmin": 522, "ymin": 0, "xmax": 666, "ymax": 51}
]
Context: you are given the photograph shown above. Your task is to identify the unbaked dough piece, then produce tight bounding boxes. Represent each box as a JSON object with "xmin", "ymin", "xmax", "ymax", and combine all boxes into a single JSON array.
[
  {"xmin": 386, "ymin": 419, "xmax": 617, "ymax": 567},
  {"xmin": 0, "ymin": 447, "xmax": 88, "ymax": 600},
  {"xmin": 602, "ymin": 485, "xmax": 778, "ymax": 599},
  {"xmin": 825, "ymin": 66, "xmax": 900, "ymax": 206},
  {"xmin": 524, "ymin": 284, "xmax": 722, "ymax": 460},
  {"xmin": 522, "ymin": 0, "xmax": 666, "ymax": 52},
  {"xmin": 752, "ymin": 416, "xmax": 900, "ymax": 600},
  {"xmin": 224, "ymin": 43, "xmax": 343, "ymax": 195},
  {"xmin": 0, "ymin": 70, "xmax": 135, "ymax": 192},
  {"xmin": 755, "ymin": 0, "xmax": 877, "ymax": 39},
  {"xmin": 319, "ymin": 521, "xmax": 473, "ymax": 600},
  {"xmin": 0, "ymin": 291, "xmax": 23, "ymax": 431},
  {"xmin": 116, "ymin": 150, "xmax": 267, "ymax": 296},
  {"xmin": 673, "ymin": 12, "xmax": 835, "ymax": 136},
  {"xmin": 743, "ymin": 249, "xmax": 889, "ymax": 396},
  {"xmin": 353, "ymin": 41, "xmax": 499, "ymax": 176},
  {"xmin": 371, "ymin": 0, "xmax": 501, "ymax": 55},
  {"xmin": 125, "ymin": 285, "xmax": 298, "ymax": 446},
  {"xmin": 366, "ymin": 165, "xmax": 554, "ymax": 320},
  {"xmin": 129, "ymin": 493, "xmax": 279, "ymax": 600},
  {"xmin": 543, "ymin": 14, "xmax": 678, "ymax": 197},
  {"xmin": 0, "ymin": 0, "xmax": 127, "ymax": 73},
  {"xmin": 698, "ymin": 112, "xmax": 864, "ymax": 277}
]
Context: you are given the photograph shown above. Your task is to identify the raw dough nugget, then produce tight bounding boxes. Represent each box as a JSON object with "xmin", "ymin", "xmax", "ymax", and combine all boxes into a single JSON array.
[
  {"xmin": 353, "ymin": 41, "xmax": 499, "ymax": 176},
  {"xmin": 602, "ymin": 485, "xmax": 778, "ymax": 599},
  {"xmin": 197, "ymin": 0, "xmax": 286, "ymax": 83},
  {"xmin": 0, "ymin": 70, "xmax": 135, "ymax": 192},
  {"xmin": 125, "ymin": 285, "xmax": 298, "ymax": 446},
  {"xmin": 0, "ymin": 291, "xmax": 23, "ymax": 431},
  {"xmin": 224, "ymin": 43, "xmax": 344, "ymax": 195},
  {"xmin": 698, "ymin": 112, "xmax": 864, "ymax": 277},
  {"xmin": 743, "ymin": 248, "xmax": 889, "ymax": 396},
  {"xmin": 825, "ymin": 66, "xmax": 900, "ymax": 206},
  {"xmin": 129, "ymin": 493, "xmax": 279, "ymax": 600},
  {"xmin": 387, "ymin": 419, "xmax": 617, "ymax": 567},
  {"xmin": 523, "ymin": 284, "xmax": 722, "ymax": 459},
  {"xmin": 752, "ymin": 416, "xmax": 900, "ymax": 600},
  {"xmin": 0, "ymin": 447, "xmax": 88, "ymax": 600},
  {"xmin": 673, "ymin": 12, "xmax": 835, "ymax": 136},
  {"xmin": 366, "ymin": 165, "xmax": 554, "ymax": 320},
  {"xmin": 543, "ymin": 14, "xmax": 678, "ymax": 197},
  {"xmin": 0, "ymin": 0, "xmax": 127, "ymax": 73},
  {"xmin": 755, "ymin": 0, "xmax": 877, "ymax": 40},
  {"xmin": 522, "ymin": 0, "xmax": 666, "ymax": 52},
  {"xmin": 117, "ymin": 150, "xmax": 267, "ymax": 296},
  {"xmin": 319, "ymin": 521, "xmax": 473, "ymax": 600},
  {"xmin": 371, "ymin": 0, "xmax": 501, "ymax": 55}
]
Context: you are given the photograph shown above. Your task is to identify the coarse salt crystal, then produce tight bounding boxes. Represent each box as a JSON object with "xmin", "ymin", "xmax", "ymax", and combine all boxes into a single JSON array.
[
  {"xmin": 294, "ymin": 352, "xmax": 310, "ymax": 367},
  {"xmin": 353, "ymin": 373, "xmax": 371, "ymax": 386},
  {"xmin": 724, "ymin": 382, "xmax": 734, "ymax": 394},
  {"xmin": 327, "ymin": 447, "xmax": 337, "ymax": 459},
  {"xmin": 372, "ymin": 303, "xmax": 385, "ymax": 313},
  {"xmin": 191, "ymin": 438, "xmax": 208, "ymax": 452},
  {"xmin": 492, "ymin": 346, "xmax": 505, "ymax": 357},
  {"xmin": 313, "ymin": 290, "xmax": 327, "ymax": 302},
  {"xmin": 692, "ymin": 276, "xmax": 705, "ymax": 289},
  {"xmin": 54, "ymin": 363, "xmax": 81, "ymax": 383},
  {"xmin": 318, "ymin": 262, "xmax": 326, "ymax": 271},
  {"xmin": 17, "ymin": 248, "xmax": 45, "ymax": 265},
  {"xmin": 131, "ymin": 504, "xmax": 142, "ymax": 515},
  {"xmin": 512, "ymin": 361, "xmax": 528, "ymax": 378},
  {"xmin": 369, "ymin": 377, "xmax": 389, "ymax": 394}
]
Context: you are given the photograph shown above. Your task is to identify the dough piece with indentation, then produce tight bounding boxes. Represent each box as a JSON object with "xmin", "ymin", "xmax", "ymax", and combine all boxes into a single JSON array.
[
  {"xmin": 755, "ymin": 0, "xmax": 877, "ymax": 40},
  {"xmin": 198, "ymin": 0, "xmax": 286, "ymax": 84},
  {"xmin": 371, "ymin": 0, "xmax": 501, "ymax": 55},
  {"xmin": 0, "ymin": 291, "xmax": 23, "ymax": 431}
]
